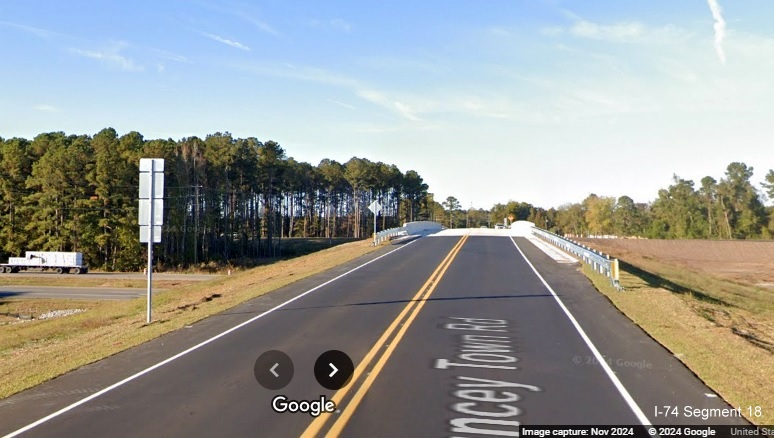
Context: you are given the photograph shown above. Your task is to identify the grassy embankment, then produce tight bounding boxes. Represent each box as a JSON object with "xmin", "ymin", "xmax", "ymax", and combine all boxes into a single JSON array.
[
  {"xmin": 0, "ymin": 238, "xmax": 378, "ymax": 400},
  {"xmin": 579, "ymin": 246, "xmax": 774, "ymax": 425}
]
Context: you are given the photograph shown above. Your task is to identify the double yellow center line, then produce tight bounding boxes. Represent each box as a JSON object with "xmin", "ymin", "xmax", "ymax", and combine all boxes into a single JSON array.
[{"xmin": 302, "ymin": 234, "xmax": 469, "ymax": 437}]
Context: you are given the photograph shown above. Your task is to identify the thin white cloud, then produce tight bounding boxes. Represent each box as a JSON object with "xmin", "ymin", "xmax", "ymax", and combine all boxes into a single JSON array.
[
  {"xmin": 706, "ymin": 0, "xmax": 727, "ymax": 64},
  {"xmin": 202, "ymin": 32, "xmax": 250, "ymax": 51},
  {"xmin": 33, "ymin": 104, "xmax": 59, "ymax": 112},
  {"xmin": 446, "ymin": 94, "xmax": 558, "ymax": 123},
  {"xmin": 69, "ymin": 42, "xmax": 143, "ymax": 72},
  {"xmin": 393, "ymin": 102, "xmax": 420, "ymax": 121},
  {"xmin": 571, "ymin": 20, "xmax": 644, "ymax": 41},
  {"xmin": 0, "ymin": 21, "xmax": 56, "ymax": 38},
  {"xmin": 554, "ymin": 44, "xmax": 628, "ymax": 76},
  {"xmin": 328, "ymin": 99, "xmax": 356, "ymax": 110},
  {"xmin": 238, "ymin": 13, "xmax": 280, "ymax": 36},
  {"xmin": 352, "ymin": 124, "xmax": 402, "ymax": 134},
  {"xmin": 308, "ymin": 18, "xmax": 353, "ymax": 33},
  {"xmin": 196, "ymin": 2, "xmax": 279, "ymax": 37},
  {"xmin": 329, "ymin": 18, "xmax": 351, "ymax": 33},
  {"xmin": 357, "ymin": 89, "xmax": 422, "ymax": 122},
  {"xmin": 487, "ymin": 26, "xmax": 513, "ymax": 37},
  {"xmin": 543, "ymin": 16, "xmax": 689, "ymax": 44},
  {"xmin": 540, "ymin": 26, "xmax": 564, "ymax": 37},
  {"xmin": 238, "ymin": 62, "xmax": 428, "ymax": 122},
  {"xmin": 357, "ymin": 56, "xmax": 449, "ymax": 75},
  {"xmin": 238, "ymin": 62, "xmax": 358, "ymax": 88},
  {"xmin": 148, "ymin": 49, "xmax": 187, "ymax": 74},
  {"xmin": 150, "ymin": 48, "xmax": 188, "ymax": 63}
]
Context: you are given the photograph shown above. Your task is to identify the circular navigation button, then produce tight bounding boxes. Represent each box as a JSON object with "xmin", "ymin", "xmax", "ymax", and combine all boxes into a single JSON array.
[
  {"xmin": 254, "ymin": 350, "xmax": 294, "ymax": 390},
  {"xmin": 314, "ymin": 350, "xmax": 354, "ymax": 390}
]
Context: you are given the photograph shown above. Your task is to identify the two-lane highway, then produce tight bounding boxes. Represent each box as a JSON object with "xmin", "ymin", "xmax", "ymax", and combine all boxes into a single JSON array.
[{"xmin": 0, "ymin": 235, "xmax": 749, "ymax": 437}]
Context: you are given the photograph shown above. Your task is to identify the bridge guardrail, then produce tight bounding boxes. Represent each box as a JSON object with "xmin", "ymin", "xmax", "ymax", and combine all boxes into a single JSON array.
[
  {"xmin": 372, "ymin": 221, "xmax": 444, "ymax": 245},
  {"xmin": 373, "ymin": 227, "xmax": 407, "ymax": 245},
  {"xmin": 531, "ymin": 227, "xmax": 621, "ymax": 290}
]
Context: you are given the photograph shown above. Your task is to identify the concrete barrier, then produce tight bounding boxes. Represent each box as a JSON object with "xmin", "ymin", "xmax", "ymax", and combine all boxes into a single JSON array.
[{"xmin": 402, "ymin": 221, "xmax": 444, "ymax": 236}]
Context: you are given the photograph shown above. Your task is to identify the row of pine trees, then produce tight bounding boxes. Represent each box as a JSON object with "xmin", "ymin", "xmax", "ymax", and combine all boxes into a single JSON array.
[{"xmin": 0, "ymin": 129, "xmax": 430, "ymax": 271}]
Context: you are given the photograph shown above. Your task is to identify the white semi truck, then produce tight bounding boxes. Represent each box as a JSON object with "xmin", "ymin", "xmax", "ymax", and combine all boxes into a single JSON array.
[{"xmin": 1, "ymin": 251, "xmax": 89, "ymax": 274}]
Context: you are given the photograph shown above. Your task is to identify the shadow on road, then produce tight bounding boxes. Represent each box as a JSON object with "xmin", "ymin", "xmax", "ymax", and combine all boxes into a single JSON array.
[{"xmin": 215, "ymin": 293, "xmax": 557, "ymax": 316}]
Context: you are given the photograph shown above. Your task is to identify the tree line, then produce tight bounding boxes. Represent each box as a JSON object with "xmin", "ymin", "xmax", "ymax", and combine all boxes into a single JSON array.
[
  {"xmin": 480, "ymin": 162, "xmax": 774, "ymax": 239},
  {"xmin": 0, "ymin": 129, "xmax": 431, "ymax": 270}
]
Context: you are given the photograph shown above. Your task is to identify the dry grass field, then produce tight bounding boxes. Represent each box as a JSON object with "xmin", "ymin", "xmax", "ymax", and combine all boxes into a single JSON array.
[{"xmin": 576, "ymin": 238, "xmax": 774, "ymax": 425}]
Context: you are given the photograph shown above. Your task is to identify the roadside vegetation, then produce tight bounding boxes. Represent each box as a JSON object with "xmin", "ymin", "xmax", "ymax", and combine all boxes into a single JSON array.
[
  {"xmin": 482, "ymin": 159, "xmax": 774, "ymax": 426},
  {"xmin": 0, "ymin": 130, "xmax": 436, "ymax": 272},
  {"xmin": 0, "ymin": 239, "xmax": 380, "ymax": 400},
  {"xmin": 482, "ymin": 162, "xmax": 774, "ymax": 240},
  {"xmin": 580, "ymin": 253, "xmax": 774, "ymax": 425}
]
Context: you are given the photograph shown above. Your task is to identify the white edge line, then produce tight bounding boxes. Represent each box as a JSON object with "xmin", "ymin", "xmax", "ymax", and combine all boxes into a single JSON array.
[
  {"xmin": 4, "ymin": 240, "xmax": 418, "ymax": 438},
  {"xmin": 510, "ymin": 237, "xmax": 654, "ymax": 428}
]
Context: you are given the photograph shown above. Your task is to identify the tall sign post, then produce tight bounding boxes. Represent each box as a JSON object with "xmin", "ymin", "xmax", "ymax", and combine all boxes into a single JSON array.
[
  {"xmin": 368, "ymin": 200, "xmax": 382, "ymax": 245},
  {"xmin": 139, "ymin": 158, "xmax": 164, "ymax": 324}
]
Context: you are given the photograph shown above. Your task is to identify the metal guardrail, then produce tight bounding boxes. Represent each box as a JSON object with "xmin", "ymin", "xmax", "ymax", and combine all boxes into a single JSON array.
[
  {"xmin": 531, "ymin": 227, "xmax": 622, "ymax": 290},
  {"xmin": 373, "ymin": 227, "xmax": 408, "ymax": 245}
]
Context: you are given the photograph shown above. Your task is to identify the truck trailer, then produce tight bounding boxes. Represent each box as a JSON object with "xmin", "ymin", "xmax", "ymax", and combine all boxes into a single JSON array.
[{"xmin": 1, "ymin": 251, "xmax": 88, "ymax": 274}]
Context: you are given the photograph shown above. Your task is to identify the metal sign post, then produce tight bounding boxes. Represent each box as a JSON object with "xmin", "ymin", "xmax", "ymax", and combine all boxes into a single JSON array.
[
  {"xmin": 139, "ymin": 158, "xmax": 164, "ymax": 324},
  {"xmin": 368, "ymin": 201, "xmax": 382, "ymax": 245}
]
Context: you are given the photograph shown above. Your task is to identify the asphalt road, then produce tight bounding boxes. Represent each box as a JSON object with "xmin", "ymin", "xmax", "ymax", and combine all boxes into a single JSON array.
[{"xmin": 0, "ymin": 236, "xmax": 752, "ymax": 437}]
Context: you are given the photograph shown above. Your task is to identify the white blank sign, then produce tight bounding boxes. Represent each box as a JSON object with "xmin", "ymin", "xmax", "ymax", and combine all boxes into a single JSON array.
[
  {"xmin": 138, "ymin": 199, "xmax": 164, "ymax": 226},
  {"xmin": 139, "ymin": 161, "xmax": 165, "ymax": 200},
  {"xmin": 140, "ymin": 225, "xmax": 162, "ymax": 243},
  {"xmin": 139, "ymin": 158, "xmax": 165, "ymax": 243}
]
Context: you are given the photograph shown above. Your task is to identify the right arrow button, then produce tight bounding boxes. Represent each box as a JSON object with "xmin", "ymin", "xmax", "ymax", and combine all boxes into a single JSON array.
[{"xmin": 314, "ymin": 350, "xmax": 354, "ymax": 390}]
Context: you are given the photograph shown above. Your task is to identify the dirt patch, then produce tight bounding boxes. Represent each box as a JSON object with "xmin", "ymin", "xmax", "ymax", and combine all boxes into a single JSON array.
[
  {"xmin": 575, "ymin": 238, "xmax": 774, "ymax": 285},
  {"xmin": 577, "ymin": 238, "xmax": 774, "ymax": 347}
]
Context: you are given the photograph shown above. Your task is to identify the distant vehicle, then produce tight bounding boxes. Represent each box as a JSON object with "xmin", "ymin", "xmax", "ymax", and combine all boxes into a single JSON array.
[
  {"xmin": 1, "ymin": 251, "xmax": 89, "ymax": 274},
  {"xmin": 480, "ymin": 225, "xmax": 488, "ymax": 229},
  {"xmin": 494, "ymin": 224, "xmax": 505, "ymax": 229}
]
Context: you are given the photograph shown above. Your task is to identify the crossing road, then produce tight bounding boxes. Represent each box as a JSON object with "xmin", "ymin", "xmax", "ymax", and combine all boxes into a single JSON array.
[
  {"xmin": 0, "ymin": 235, "xmax": 750, "ymax": 437},
  {"xmin": 0, "ymin": 273, "xmax": 218, "ymax": 300},
  {"xmin": 0, "ymin": 285, "xmax": 147, "ymax": 300}
]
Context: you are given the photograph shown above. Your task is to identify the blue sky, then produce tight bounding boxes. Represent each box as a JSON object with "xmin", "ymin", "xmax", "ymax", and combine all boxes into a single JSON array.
[{"xmin": 2, "ymin": 0, "xmax": 773, "ymax": 208}]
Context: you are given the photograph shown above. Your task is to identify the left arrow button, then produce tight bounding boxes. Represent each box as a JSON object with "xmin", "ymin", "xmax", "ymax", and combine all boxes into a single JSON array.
[{"xmin": 254, "ymin": 350, "xmax": 293, "ymax": 390}]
